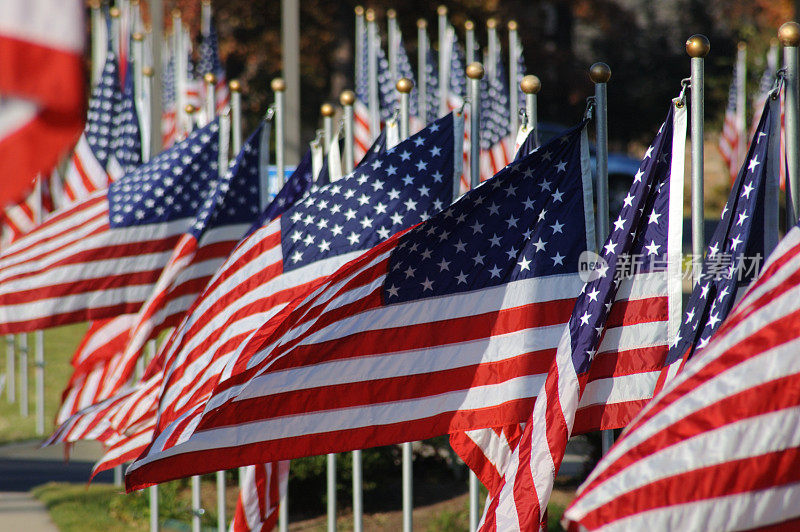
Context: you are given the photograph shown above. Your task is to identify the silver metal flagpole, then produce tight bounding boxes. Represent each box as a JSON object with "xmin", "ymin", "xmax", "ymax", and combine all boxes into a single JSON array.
[
  {"xmin": 272, "ymin": 78, "xmax": 286, "ymax": 187},
  {"xmin": 5, "ymin": 333, "xmax": 13, "ymax": 402},
  {"xmin": 508, "ymin": 21, "xmax": 520, "ymax": 136},
  {"xmin": 780, "ymin": 22, "xmax": 800, "ymax": 225},
  {"xmin": 204, "ymin": 73, "xmax": 217, "ymax": 128},
  {"xmin": 366, "ymin": 9, "xmax": 379, "ymax": 141},
  {"xmin": 467, "ymin": 63, "xmax": 483, "ymax": 189},
  {"xmin": 418, "ymin": 19, "xmax": 428, "ymax": 125},
  {"xmin": 322, "ymin": 103, "xmax": 336, "ymax": 532},
  {"xmin": 34, "ymin": 177, "xmax": 45, "ymax": 435},
  {"xmin": 19, "ymin": 333, "xmax": 27, "ymax": 417},
  {"xmin": 215, "ymin": 111, "xmax": 231, "ymax": 532},
  {"xmin": 132, "ymin": 32, "xmax": 148, "ymax": 172},
  {"xmin": 173, "ymin": 9, "xmax": 188, "ymax": 140},
  {"xmin": 486, "ymin": 18, "xmax": 498, "ymax": 81},
  {"xmin": 521, "ymin": 75, "xmax": 540, "ymax": 145},
  {"xmin": 396, "ymin": 77, "xmax": 415, "ymax": 532},
  {"xmin": 388, "ymin": 10, "xmax": 399, "ymax": 83},
  {"xmin": 590, "ymin": 62, "xmax": 614, "ymax": 456},
  {"xmin": 466, "ymin": 62, "xmax": 484, "ymax": 531},
  {"xmin": 355, "ymin": 6, "xmax": 365, "ymax": 98},
  {"xmin": 437, "ymin": 5, "xmax": 449, "ymax": 117},
  {"xmin": 735, "ymin": 42, "xmax": 747, "ymax": 170},
  {"xmin": 465, "ymin": 21, "xmax": 475, "ymax": 65},
  {"xmin": 687, "ymin": 35, "xmax": 710, "ymax": 284},
  {"xmin": 276, "ymin": 81, "xmax": 286, "ymax": 518},
  {"xmin": 339, "ymin": 87, "xmax": 362, "ymax": 532},
  {"xmin": 89, "ymin": 0, "xmax": 105, "ymax": 86}
]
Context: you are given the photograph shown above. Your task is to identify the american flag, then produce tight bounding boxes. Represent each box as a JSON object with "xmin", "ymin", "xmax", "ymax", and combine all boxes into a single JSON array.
[
  {"xmin": 230, "ymin": 462, "xmax": 290, "ymax": 532},
  {"xmin": 161, "ymin": 55, "xmax": 178, "ymax": 148},
  {"xmin": 2, "ymin": 173, "xmax": 56, "ymax": 243},
  {"xmin": 124, "ymin": 116, "xmax": 595, "ymax": 489},
  {"xmin": 719, "ymin": 51, "xmax": 745, "ymax": 184},
  {"xmin": 0, "ymin": 0, "xmax": 85, "ymax": 209},
  {"xmin": 125, "ymin": 114, "xmax": 458, "ymax": 437},
  {"xmin": 55, "ymin": 315, "xmax": 138, "ymax": 426},
  {"xmin": 198, "ymin": 18, "xmax": 230, "ymax": 115},
  {"xmin": 123, "ymin": 121, "xmax": 274, "ymax": 367},
  {"xmin": 354, "ymin": 20, "xmax": 371, "ymax": 161},
  {"xmin": 64, "ymin": 49, "xmax": 141, "ymax": 203},
  {"xmin": 381, "ymin": 29, "xmax": 418, "ymax": 121},
  {"xmin": 479, "ymin": 50, "xmax": 515, "ymax": 182},
  {"xmin": 564, "ymin": 220, "xmax": 800, "ymax": 531},
  {"xmin": 480, "ymin": 102, "xmax": 687, "ymax": 531},
  {"xmin": 656, "ymin": 96, "xmax": 777, "ymax": 392},
  {"xmin": 0, "ymin": 120, "xmax": 220, "ymax": 334}
]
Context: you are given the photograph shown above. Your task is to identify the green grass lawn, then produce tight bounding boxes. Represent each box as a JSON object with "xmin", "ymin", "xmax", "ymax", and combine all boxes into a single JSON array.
[{"xmin": 0, "ymin": 323, "xmax": 87, "ymax": 443}]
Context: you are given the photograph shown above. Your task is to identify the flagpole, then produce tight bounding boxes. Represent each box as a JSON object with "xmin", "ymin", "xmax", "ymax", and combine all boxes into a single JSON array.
[
  {"xmin": 735, "ymin": 43, "xmax": 747, "ymax": 170},
  {"xmin": 204, "ymin": 74, "xmax": 217, "ymax": 127},
  {"xmin": 19, "ymin": 333, "xmax": 27, "ymax": 417},
  {"xmin": 521, "ymin": 75, "xmax": 540, "ymax": 145},
  {"xmin": 466, "ymin": 62, "xmax": 484, "ymax": 530},
  {"xmin": 340, "ymin": 89, "xmax": 361, "ymax": 531},
  {"xmin": 687, "ymin": 35, "xmax": 710, "ymax": 284},
  {"xmin": 418, "ymin": 19, "xmax": 428, "ymax": 124},
  {"xmin": 272, "ymin": 78, "xmax": 286, "ymax": 187},
  {"xmin": 215, "ymin": 111, "xmax": 231, "ymax": 532},
  {"xmin": 5, "ymin": 333, "xmax": 13, "ymax": 402},
  {"xmin": 110, "ymin": 6, "xmax": 121, "ymax": 64},
  {"xmin": 89, "ymin": 0, "xmax": 105, "ymax": 86},
  {"xmin": 465, "ymin": 21, "xmax": 475, "ymax": 64},
  {"xmin": 396, "ymin": 77, "xmax": 415, "ymax": 532},
  {"xmin": 388, "ymin": 10, "xmax": 399, "ymax": 83},
  {"xmin": 780, "ymin": 22, "xmax": 800, "ymax": 225},
  {"xmin": 508, "ymin": 21, "xmax": 519, "ymax": 136},
  {"xmin": 366, "ymin": 9, "xmax": 379, "ymax": 141},
  {"xmin": 355, "ymin": 7, "xmax": 365, "ymax": 100},
  {"xmin": 173, "ymin": 10, "xmax": 187, "ymax": 141},
  {"xmin": 438, "ymin": 5, "xmax": 449, "ymax": 117},
  {"xmin": 766, "ymin": 84, "xmax": 781, "ymax": 257},
  {"xmin": 34, "ymin": 177, "xmax": 45, "ymax": 435},
  {"xmin": 231, "ymin": 81, "xmax": 243, "ymax": 159},
  {"xmin": 149, "ymin": 0, "xmax": 164, "ymax": 161},
  {"xmin": 486, "ymin": 19, "xmax": 497, "ymax": 81}
]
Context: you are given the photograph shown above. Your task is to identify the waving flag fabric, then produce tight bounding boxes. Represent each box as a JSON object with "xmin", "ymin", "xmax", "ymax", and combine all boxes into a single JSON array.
[
  {"xmin": 0, "ymin": 0, "xmax": 85, "ymax": 208},
  {"xmin": 656, "ymin": 96, "xmax": 777, "ymax": 392},
  {"xmin": 564, "ymin": 220, "xmax": 800, "ymax": 531},
  {"xmin": 719, "ymin": 53, "xmax": 744, "ymax": 184},
  {"xmin": 354, "ymin": 21, "xmax": 371, "ymax": 161},
  {"xmin": 123, "ymin": 121, "xmax": 273, "ymax": 363},
  {"xmin": 479, "ymin": 51, "xmax": 515, "ymax": 182},
  {"xmin": 480, "ymin": 101, "xmax": 687, "ymax": 531},
  {"xmin": 64, "ymin": 50, "xmax": 141, "ymax": 204},
  {"xmin": 124, "ymin": 116, "xmax": 591, "ymax": 490},
  {"xmin": 230, "ymin": 462, "xmax": 289, "ymax": 532},
  {"xmin": 0, "ymin": 120, "xmax": 220, "ymax": 334},
  {"xmin": 198, "ymin": 19, "xmax": 229, "ymax": 115},
  {"xmin": 2, "ymin": 172, "xmax": 56, "ymax": 243}
]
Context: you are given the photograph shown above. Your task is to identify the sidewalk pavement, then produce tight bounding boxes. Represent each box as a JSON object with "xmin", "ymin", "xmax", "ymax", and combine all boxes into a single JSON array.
[{"xmin": 0, "ymin": 492, "xmax": 59, "ymax": 532}]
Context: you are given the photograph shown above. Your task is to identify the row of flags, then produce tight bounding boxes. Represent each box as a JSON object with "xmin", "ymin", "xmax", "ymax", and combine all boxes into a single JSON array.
[{"xmin": 3, "ymin": 2, "xmax": 800, "ymax": 531}]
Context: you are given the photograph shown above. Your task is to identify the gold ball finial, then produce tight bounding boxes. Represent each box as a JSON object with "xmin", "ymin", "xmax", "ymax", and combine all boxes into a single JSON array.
[
  {"xmin": 202, "ymin": 0, "xmax": 211, "ymax": 5},
  {"xmin": 271, "ymin": 78, "xmax": 286, "ymax": 92},
  {"xmin": 131, "ymin": 0, "xmax": 139, "ymax": 6},
  {"xmin": 508, "ymin": 20, "xmax": 518, "ymax": 31},
  {"xmin": 171, "ymin": 8, "xmax": 182, "ymax": 19},
  {"xmin": 142, "ymin": 66, "xmax": 154, "ymax": 77},
  {"xmin": 686, "ymin": 34, "xmax": 710, "ymax": 58},
  {"xmin": 466, "ymin": 62, "xmax": 485, "ymax": 80},
  {"xmin": 229, "ymin": 79, "xmax": 241, "ymax": 92},
  {"xmin": 465, "ymin": 20, "xmax": 474, "ymax": 31},
  {"xmin": 204, "ymin": 72, "xmax": 217, "ymax": 85},
  {"xmin": 365, "ymin": 8, "xmax": 375, "ymax": 22},
  {"xmin": 737, "ymin": 41, "xmax": 747, "ymax": 51},
  {"xmin": 87, "ymin": 0, "xmax": 101, "ymax": 9},
  {"xmin": 437, "ymin": 5, "xmax": 447, "ymax": 16},
  {"xmin": 396, "ymin": 78, "xmax": 414, "ymax": 93},
  {"xmin": 185, "ymin": 104, "xmax": 197, "ymax": 115},
  {"xmin": 520, "ymin": 75, "xmax": 541, "ymax": 94},
  {"xmin": 132, "ymin": 32, "xmax": 144, "ymax": 42},
  {"xmin": 487, "ymin": 18, "xmax": 498, "ymax": 29},
  {"xmin": 320, "ymin": 103, "xmax": 335, "ymax": 117},
  {"xmin": 589, "ymin": 62, "xmax": 611, "ymax": 84},
  {"xmin": 417, "ymin": 19, "xmax": 427, "ymax": 29},
  {"xmin": 355, "ymin": 6, "xmax": 364, "ymax": 16},
  {"xmin": 779, "ymin": 22, "xmax": 800, "ymax": 47},
  {"xmin": 109, "ymin": 6, "xmax": 120, "ymax": 18},
  {"xmin": 340, "ymin": 90, "xmax": 356, "ymax": 106},
  {"xmin": 387, "ymin": 9, "xmax": 397, "ymax": 19}
]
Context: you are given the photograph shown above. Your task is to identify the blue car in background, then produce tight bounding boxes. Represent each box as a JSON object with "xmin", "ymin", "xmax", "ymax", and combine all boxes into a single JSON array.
[{"xmin": 539, "ymin": 122, "xmax": 641, "ymax": 221}]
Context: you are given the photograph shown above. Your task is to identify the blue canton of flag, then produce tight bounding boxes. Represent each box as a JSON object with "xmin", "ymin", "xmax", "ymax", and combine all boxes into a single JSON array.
[
  {"xmin": 198, "ymin": 22, "xmax": 225, "ymax": 79},
  {"xmin": 480, "ymin": 52, "xmax": 511, "ymax": 149},
  {"xmin": 385, "ymin": 120, "xmax": 591, "ymax": 303},
  {"xmin": 85, "ymin": 50, "xmax": 124, "ymax": 168},
  {"xmin": 377, "ymin": 44, "xmax": 397, "ymax": 122},
  {"xmin": 658, "ymin": 97, "xmax": 777, "ymax": 389},
  {"xmin": 108, "ymin": 119, "xmax": 220, "ymax": 229},
  {"xmin": 449, "ymin": 39, "xmax": 467, "ymax": 100},
  {"xmin": 110, "ymin": 61, "xmax": 143, "ymax": 175},
  {"xmin": 358, "ymin": 130, "xmax": 388, "ymax": 169},
  {"xmin": 425, "ymin": 48, "xmax": 440, "ymax": 123},
  {"xmin": 280, "ymin": 113, "xmax": 461, "ymax": 272}
]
